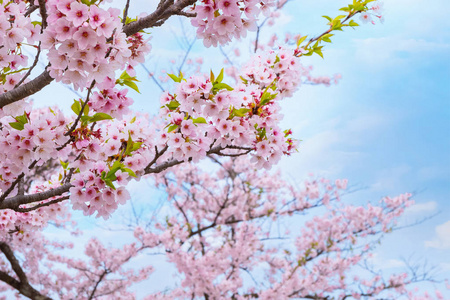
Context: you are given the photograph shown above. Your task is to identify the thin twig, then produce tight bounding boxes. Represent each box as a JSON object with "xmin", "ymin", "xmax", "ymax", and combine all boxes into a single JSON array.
[
  {"xmin": 122, "ymin": 0, "xmax": 132, "ymax": 26},
  {"xmin": 15, "ymin": 42, "xmax": 42, "ymax": 88},
  {"xmin": 64, "ymin": 80, "xmax": 96, "ymax": 136},
  {"xmin": 13, "ymin": 196, "xmax": 70, "ymax": 213}
]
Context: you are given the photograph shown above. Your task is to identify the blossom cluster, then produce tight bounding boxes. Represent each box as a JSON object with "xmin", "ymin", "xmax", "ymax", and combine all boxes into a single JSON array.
[
  {"xmin": 90, "ymin": 78, "xmax": 134, "ymax": 119},
  {"xmin": 68, "ymin": 115, "xmax": 157, "ymax": 219},
  {"xmin": 0, "ymin": 107, "xmax": 70, "ymax": 195},
  {"xmin": 0, "ymin": 1, "xmax": 40, "ymax": 94},
  {"xmin": 0, "ymin": 201, "xmax": 68, "ymax": 245},
  {"xmin": 191, "ymin": 0, "xmax": 276, "ymax": 47},
  {"xmin": 42, "ymin": 0, "xmax": 151, "ymax": 91},
  {"xmin": 240, "ymin": 48, "xmax": 302, "ymax": 97},
  {"xmin": 360, "ymin": 1, "xmax": 385, "ymax": 24},
  {"xmin": 159, "ymin": 49, "xmax": 302, "ymax": 170}
]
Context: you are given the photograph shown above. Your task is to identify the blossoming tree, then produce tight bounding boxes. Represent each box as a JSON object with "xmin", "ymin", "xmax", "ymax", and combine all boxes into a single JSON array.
[{"xmin": 0, "ymin": 0, "xmax": 444, "ymax": 299}]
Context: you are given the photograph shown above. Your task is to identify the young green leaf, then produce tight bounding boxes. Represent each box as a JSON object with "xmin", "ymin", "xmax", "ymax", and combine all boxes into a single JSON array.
[
  {"xmin": 71, "ymin": 100, "xmax": 81, "ymax": 115},
  {"xmin": 192, "ymin": 117, "xmax": 207, "ymax": 124},
  {"xmin": 215, "ymin": 68, "xmax": 224, "ymax": 83},
  {"xmin": 9, "ymin": 122, "xmax": 24, "ymax": 130},
  {"xmin": 167, "ymin": 73, "xmax": 181, "ymax": 83},
  {"xmin": 168, "ymin": 124, "xmax": 179, "ymax": 133},
  {"xmin": 90, "ymin": 113, "xmax": 113, "ymax": 123}
]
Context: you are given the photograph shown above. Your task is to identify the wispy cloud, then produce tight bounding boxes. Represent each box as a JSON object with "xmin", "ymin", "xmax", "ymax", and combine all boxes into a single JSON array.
[
  {"xmin": 405, "ymin": 201, "xmax": 438, "ymax": 215},
  {"xmin": 353, "ymin": 37, "xmax": 450, "ymax": 69},
  {"xmin": 425, "ymin": 220, "xmax": 450, "ymax": 250}
]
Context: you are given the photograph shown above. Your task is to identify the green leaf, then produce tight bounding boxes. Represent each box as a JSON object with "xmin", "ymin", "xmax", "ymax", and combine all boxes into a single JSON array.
[
  {"xmin": 274, "ymin": 55, "xmax": 280, "ymax": 64},
  {"xmin": 130, "ymin": 116, "xmax": 136, "ymax": 124},
  {"xmin": 260, "ymin": 91, "xmax": 278, "ymax": 106},
  {"xmin": 239, "ymin": 76, "xmax": 248, "ymax": 84},
  {"xmin": 82, "ymin": 101, "xmax": 89, "ymax": 116},
  {"xmin": 315, "ymin": 48, "xmax": 324, "ymax": 58},
  {"xmin": 90, "ymin": 113, "xmax": 113, "ymax": 123},
  {"xmin": 192, "ymin": 117, "xmax": 207, "ymax": 124},
  {"xmin": 9, "ymin": 122, "xmax": 24, "ymax": 130},
  {"xmin": 104, "ymin": 179, "xmax": 116, "ymax": 190},
  {"xmin": 71, "ymin": 100, "xmax": 81, "ymax": 115},
  {"xmin": 105, "ymin": 160, "xmax": 122, "ymax": 181},
  {"xmin": 124, "ymin": 80, "xmax": 141, "ymax": 93},
  {"xmin": 131, "ymin": 142, "xmax": 142, "ymax": 152},
  {"xmin": 232, "ymin": 107, "xmax": 250, "ymax": 117},
  {"xmin": 339, "ymin": 7, "xmax": 351, "ymax": 12},
  {"xmin": 213, "ymin": 83, "xmax": 233, "ymax": 91},
  {"xmin": 296, "ymin": 35, "xmax": 307, "ymax": 47},
  {"xmin": 122, "ymin": 167, "xmax": 137, "ymax": 177},
  {"xmin": 15, "ymin": 113, "xmax": 28, "ymax": 124},
  {"xmin": 166, "ymin": 100, "xmax": 180, "ymax": 110},
  {"xmin": 125, "ymin": 133, "xmax": 134, "ymax": 156},
  {"xmin": 167, "ymin": 73, "xmax": 181, "ymax": 83},
  {"xmin": 60, "ymin": 160, "xmax": 69, "ymax": 170},
  {"xmin": 119, "ymin": 70, "xmax": 132, "ymax": 80},
  {"xmin": 321, "ymin": 33, "xmax": 333, "ymax": 43},
  {"xmin": 167, "ymin": 124, "xmax": 178, "ymax": 133},
  {"xmin": 80, "ymin": 116, "xmax": 93, "ymax": 123},
  {"xmin": 322, "ymin": 15, "xmax": 332, "ymax": 22},
  {"xmin": 215, "ymin": 68, "xmax": 224, "ymax": 83},
  {"xmin": 349, "ymin": 20, "xmax": 359, "ymax": 27},
  {"xmin": 210, "ymin": 70, "xmax": 215, "ymax": 83}
]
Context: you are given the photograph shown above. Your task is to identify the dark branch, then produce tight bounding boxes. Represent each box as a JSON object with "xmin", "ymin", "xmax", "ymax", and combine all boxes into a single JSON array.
[
  {"xmin": 0, "ymin": 68, "xmax": 53, "ymax": 109},
  {"xmin": 122, "ymin": 0, "xmax": 196, "ymax": 36},
  {"xmin": 0, "ymin": 183, "xmax": 71, "ymax": 210},
  {"xmin": 37, "ymin": 0, "xmax": 48, "ymax": 29},
  {"xmin": 0, "ymin": 242, "xmax": 52, "ymax": 300}
]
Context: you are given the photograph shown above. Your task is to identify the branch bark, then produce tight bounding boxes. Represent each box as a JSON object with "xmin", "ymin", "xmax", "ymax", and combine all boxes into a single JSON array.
[
  {"xmin": 0, "ymin": 242, "xmax": 52, "ymax": 300},
  {"xmin": 0, "ymin": 183, "xmax": 71, "ymax": 210}
]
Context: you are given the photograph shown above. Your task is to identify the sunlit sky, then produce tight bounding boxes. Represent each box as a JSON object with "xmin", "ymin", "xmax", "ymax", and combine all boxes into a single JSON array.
[{"xmin": 30, "ymin": 0, "xmax": 450, "ymax": 297}]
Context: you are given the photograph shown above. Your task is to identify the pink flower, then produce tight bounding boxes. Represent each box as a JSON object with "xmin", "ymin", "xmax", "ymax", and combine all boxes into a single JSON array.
[
  {"xmin": 115, "ymin": 187, "xmax": 130, "ymax": 204},
  {"xmin": 218, "ymin": 0, "xmax": 240, "ymax": 16},
  {"xmin": 360, "ymin": 12, "xmax": 372, "ymax": 24},
  {"xmin": 88, "ymin": 5, "xmax": 108, "ymax": 29},
  {"xmin": 66, "ymin": 2, "xmax": 89, "ymax": 27},
  {"xmin": 213, "ymin": 16, "xmax": 236, "ymax": 35},
  {"xmin": 54, "ymin": 19, "xmax": 75, "ymax": 41},
  {"xmin": 73, "ymin": 26, "xmax": 98, "ymax": 50},
  {"xmin": 180, "ymin": 119, "xmax": 195, "ymax": 137},
  {"xmin": 96, "ymin": 17, "xmax": 116, "ymax": 37},
  {"xmin": 56, "ymin": 0, "xmax": 74, "ymax": 14}
]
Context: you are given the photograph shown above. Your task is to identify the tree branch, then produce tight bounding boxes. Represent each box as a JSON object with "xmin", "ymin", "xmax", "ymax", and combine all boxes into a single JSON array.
[
  {"xmin": 37, "ymin": 0, "xmax": 48, "ymax": 30},
  {"xmin": 0, "ymin": 68, "xmax": 53, "ymax": 109},
  {"xmin": 122, "ymin": 0, "xmax": 196, "ymax": 36},
  {"xmin": 0, "ymin": 183, "xmax": 71, "ymax": 210},
  {"xmin": 0, "ymin": 242, "xmax": 52, "ymax": 300}
]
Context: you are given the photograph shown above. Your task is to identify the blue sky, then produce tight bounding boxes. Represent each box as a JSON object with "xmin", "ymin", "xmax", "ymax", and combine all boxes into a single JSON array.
[
  {"xmin": 30, "ymin": 0, "xmax": 450, "ymax": 297},
  {"xmin": 274, "ymin": 0, "xmax": 450, "ymax": 294}
]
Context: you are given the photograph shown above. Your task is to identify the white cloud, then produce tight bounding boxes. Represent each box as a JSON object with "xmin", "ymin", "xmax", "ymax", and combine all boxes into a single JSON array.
[
  {"xmin": 405, "ymin": 201, "xmax": 438, "ymax": 215},
  {"xmin": 425, "ymin": 220, "xmax": 450, "ymax": 249},
  {"xmin": 370, "ymin": 164, "xmax": 412, "ymax": 191},
  {"xmin": 353, "ymin": 37, "xmax": 450, "ymax": 69},
  {"xmin": 278, "ymin": 109, "xmax": 391, "ymax": 181},
  {"xmin": 369, "ymin": 253, "xmax": 406, "ymax": 270}
]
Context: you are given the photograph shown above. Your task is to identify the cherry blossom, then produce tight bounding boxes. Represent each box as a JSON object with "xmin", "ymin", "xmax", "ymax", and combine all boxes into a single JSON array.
[{"xmin": 0, "ymin": 0, "xmax": 441, "ymax": 299}]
